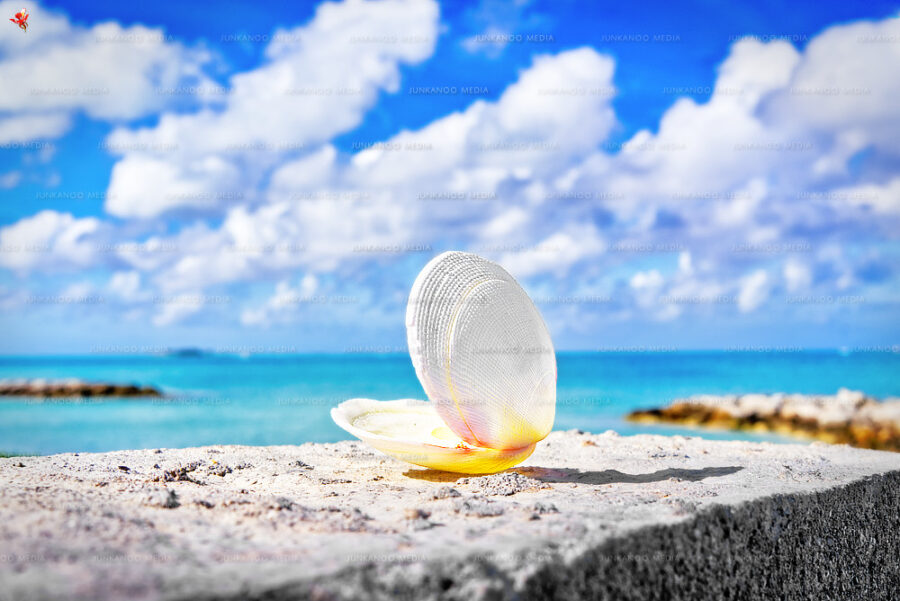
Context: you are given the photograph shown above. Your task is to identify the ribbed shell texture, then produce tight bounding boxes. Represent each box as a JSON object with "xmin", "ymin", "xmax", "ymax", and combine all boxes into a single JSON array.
[{"xmin": 405, "ymin": 251, "xmax": 556, "ymax": 450}]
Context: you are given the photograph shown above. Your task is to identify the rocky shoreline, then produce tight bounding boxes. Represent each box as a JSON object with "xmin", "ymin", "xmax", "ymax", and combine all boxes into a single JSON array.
[
  {"xmin": 628, "ymin": 388, "xmax": 900, "ymax": 452},
  {"xmin": 0, "ymin": 379, "xmax": 162, "ymax": 398},
  {"xmin": 1, "ymin": 431, "xmax": 899, "ymax": 600}
]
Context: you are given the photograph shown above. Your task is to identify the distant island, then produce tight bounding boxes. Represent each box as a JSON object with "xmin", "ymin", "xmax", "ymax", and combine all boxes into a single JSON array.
[{"xmin": 162, "ymin": 348, "xmax": 208, "ymax": 358}]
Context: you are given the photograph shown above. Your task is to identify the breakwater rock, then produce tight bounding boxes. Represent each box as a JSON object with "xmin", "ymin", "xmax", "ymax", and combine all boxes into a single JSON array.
[
  {"xmin": 0, "ymin": 378, "xmax": 162, "ymax": 398},
  {"xmin": 628, "ymin": 388, "xmax": 900, "ymax": 451}
]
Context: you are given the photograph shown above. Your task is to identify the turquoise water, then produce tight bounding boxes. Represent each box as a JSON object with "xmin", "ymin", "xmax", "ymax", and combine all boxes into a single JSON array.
[{"xmin": 0, "ymin": 352, "xmax": 897, "ymax": 455}]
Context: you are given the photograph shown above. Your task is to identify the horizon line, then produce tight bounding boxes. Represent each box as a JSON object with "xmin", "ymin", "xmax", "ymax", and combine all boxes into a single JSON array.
[{"xmin": 0, "ymin": 347, "xmax": 897, "ymax": 358}]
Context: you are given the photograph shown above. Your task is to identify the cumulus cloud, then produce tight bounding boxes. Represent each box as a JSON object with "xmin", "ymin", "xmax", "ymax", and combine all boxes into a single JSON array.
[
  {"xmin": 783, "ymin": 259, "xmax": 812, "ymax": 293},
  {"xmin": 1, "ymin": 4, "xmax": 898, "ymax": 341},
  {"xmin": 825, "ymin": 177, "xmax": 900, "ymax": 216},
  {"xmin": 103, "ymin": 0, "xmax": 440, "ymax": 218},
  {"xmin": 498, "ymin": 224, "xmax": 606, "ymax": 279},
  {"xmin": 107, "ymin": 271, "xmax": 144, "ymax": 302},
  {"xmin": 764, "ymin": 16, "xmax": 900, "ymax": 158},
  {"xmin": 459, "ymin": 0, "xmax": 546, "ymax": 58},
  {"xmin": 152, "ymin": 298, "xmax": 204, "ymax": 327},
  {"xmin": 0, "ymin": 210, "xmax": 103, "ymax": 272},
  {"xmin": 0, "ymin": 113, "xmax": 71, "ymax": 144},
  {"xmin": 0, "ymin": 0, "xmax": 212, "ymax": 141},
  {"xmin": 241, "ymin": 275, "xmax": 318, "ymax": 326},
  {"xmin": 539, "ymin": 20, "xmax": 900, "ymax": 329},
  {"xmin": 630, "ymin": 269, "xmax": 665, "ymax": 307},
  {"xmin": 738, "ymin": 269, "xmax": 771, "ymax": 313},
  {"xmin": 99, "ymin": 45, "xmax": 618, "ymax": 303},
  {"xmin": 0, "ymin": 171, "xmax": 21, "ymax": 188},
  {"xmin": 106, "ymin": 154, "xmax": 243, "ymax": 218}
]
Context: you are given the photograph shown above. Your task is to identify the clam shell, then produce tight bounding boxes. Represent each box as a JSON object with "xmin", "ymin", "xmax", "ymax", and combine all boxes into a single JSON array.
[
  {"xmin": 330, "ymin": 398, "xmax": 537, "ymax": 474},
  {"xmin": 406, "ymin": 251, "xmax": 556, "ymax": 450},
  {"xmin": 331, "ymin": 251, "xmax": 556, "ymax": 473}
]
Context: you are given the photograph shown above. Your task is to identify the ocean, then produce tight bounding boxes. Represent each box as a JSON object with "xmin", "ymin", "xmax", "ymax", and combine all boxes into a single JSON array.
[{"xmin": 0, "ymin": 351, "xmax": 898, "ymax": 455}]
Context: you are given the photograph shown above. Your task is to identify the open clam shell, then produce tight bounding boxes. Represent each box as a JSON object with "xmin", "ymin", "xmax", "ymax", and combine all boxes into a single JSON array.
[
  {"xmin": 331, "ymin": 251, "xmax": 556, "ymax": 474},
  {"xmin": 331, "ymin": 398, "xmax": 537, "ymax": 474}
]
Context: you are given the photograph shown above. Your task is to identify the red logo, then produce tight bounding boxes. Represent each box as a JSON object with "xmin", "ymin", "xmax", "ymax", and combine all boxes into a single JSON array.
[{"xmin": 10, "ymin": 8, "xmax": 28, "ymax": 32}]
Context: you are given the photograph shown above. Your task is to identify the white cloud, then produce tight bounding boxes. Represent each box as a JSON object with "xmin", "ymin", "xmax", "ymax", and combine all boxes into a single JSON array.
[
  {"xmin": 629, "ymin": 269, "xmax": 665, "ymax": 309},
  {"xmin": 107, "ymin": 271, "xmax": 143, "ymax": 301},
  {"xmin": 630, "ymin": 269, "xmax": 664, "ymax": 289},
  {"xmin": 0, "ymin": 1, "xmax": 212, "ymax": 141},
  {"xmin": 241, "ymin": 275, "xmax": 319, "ymax": 326},
  {"xmin": 542, "ymin": 17, "xmax": 900, "ymax": 326},
  {"xmin": 764, "ymin": 17, "xmax": 900, "ymax": 156},
  {"xmin": 106, "ymin": 154, "xmax": 243, "ymax": 218},
  {"xmin": 678, "ymin": 251, "xmax": 693, "ymax": 275},
  {"xmin": 105, "ymin": 45, "xmax": 619, "ymax": 311},
  {"xmin": 571, "ymin": 38, "xmax": 803, "ymax": 230},
  {"xmin": 480, "ymin": 207, "xmax": 530, "ymax": 239},
  {"xmin": 826, "ymin": 177, "xmax": 900, "ymax": 216},
  {"xmin": 459, "ymin": 0, "xmax": 542, "ymax": 58},
  {"xmin": 152, "ymin": 299, "xmax": 203, "ymax": 327},
  {"xmin": 712, "ymin": 178, "xmax": 766, "ymax": 227},
  {"xmin": 0, "ymin": 210, "xmax": 102, "ymax": 272},
  {"xmin": 783, "ymin": 259, "xmax": 812, "ymax": 293},
  {"xmin": 738, "ymin": 269, "xmax": 770, "ymax": 313},
  {"xmin": 498, "ymin": 224, "xmax": 606, "ymax": 279},
  {"xmin": 0, "ymin": 171, "xmax": 21, "ymax": 188},
  {"xmin": 0, "ymin": 113, "xmax": 71, "ymax": 144},
  {"xmin": 716, "ymin": 37, "xmax": 800, "ymax": 108},
  {"xmin": 59, "ymin": 281, "xmax": 96, "ymax": 300},
  {"xmin": 462, "ymin": 25, "xmax": 511, "ymax": 57},
  {"xmin": 103, "ymin": 0, "xmax": 440, "ymax": 218},
  {"xmin": 2, "ymin": 7, "xmax": 899, "ymax": 338},
  {"xmin": 268, "ymin": 146, "xmax": 338, "ymax": 192}
]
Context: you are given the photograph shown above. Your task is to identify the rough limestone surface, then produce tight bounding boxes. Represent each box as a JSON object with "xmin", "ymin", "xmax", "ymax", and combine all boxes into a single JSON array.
[{"xmin": 1, "ymin": 430, "xmax": 899, "ymax": 601}]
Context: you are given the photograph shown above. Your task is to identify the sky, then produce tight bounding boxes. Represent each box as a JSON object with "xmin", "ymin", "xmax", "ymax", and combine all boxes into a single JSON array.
[{"xmin": 0, "ymin": 0, "xmax": 898, "ymax": 353}]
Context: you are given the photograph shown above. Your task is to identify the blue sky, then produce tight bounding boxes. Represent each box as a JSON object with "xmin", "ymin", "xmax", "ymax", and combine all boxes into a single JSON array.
[{"xmin": 0, "ymin": 0, "xmax": 898, "ymax": 353}]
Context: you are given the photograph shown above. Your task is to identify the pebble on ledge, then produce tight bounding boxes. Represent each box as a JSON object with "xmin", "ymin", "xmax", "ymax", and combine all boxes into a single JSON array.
[
  {"xmin": 627, "ymin": 388, "xmax": 900, "ymax": 452},
  {"xmin": 0, "ymin": 378, "xmax": 162, "ymax": 398}
]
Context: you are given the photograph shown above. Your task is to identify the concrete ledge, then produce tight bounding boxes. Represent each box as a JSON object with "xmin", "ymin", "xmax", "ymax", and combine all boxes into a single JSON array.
[{"xmin": 1, "ymin": 430, "xmax": 899, "ymax": 601}]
